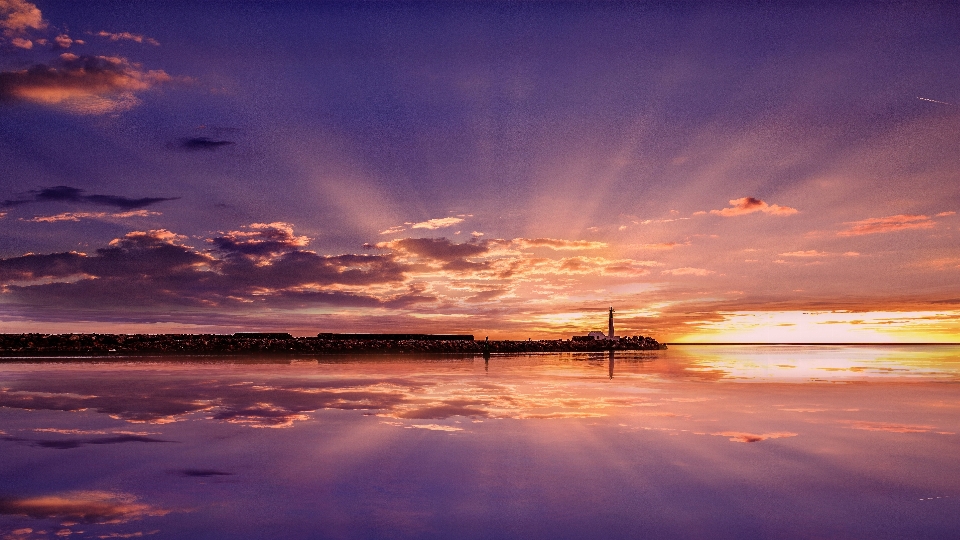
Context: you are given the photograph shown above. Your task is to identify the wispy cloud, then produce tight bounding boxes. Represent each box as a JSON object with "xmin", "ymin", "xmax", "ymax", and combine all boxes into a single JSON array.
[
  {"xmin": 845, "ymin": 421, "xmax": 938, "ymax": 433},
  {"xmin": 837, "ymin": 214, "xmax": 935, "ymax": 237},
  {"xmin": 711, "ymin": 431, "xmax": 798, "ymax": 443},
  {"xmin": 514, "ymin": 238, "xmax": 606, "ymax": 250},
  {"xmin": 380, "ymin": 215, "xmax": 471, "ymax": 234},
  {"xmin": 708, "ymin": 197, "xmax": 798, "ymax": 217},
  {"xmin": 0, "ymin": 53, "xmax": 172, "ymax": 114},
  {"xmin": 3, "ymin": 186, "xmax": 178, "ymax": 209},
  {"xmin": 94, "ymin": 30, "xmax": 159, "ymax": 46},
  {"xmin": 411, "ymin": 216, "xmax": 466, "ymax": 230},
  {"xmin": 24, "ymin": 210, "xmax": 160, "ymax": 223},
  {"xmin": 779, "ymin": 250, "xmax": 829, "ymax": 257},
  {"xmin": 662, "ymin": 267, "xmax": 714, "ymax": 276}
]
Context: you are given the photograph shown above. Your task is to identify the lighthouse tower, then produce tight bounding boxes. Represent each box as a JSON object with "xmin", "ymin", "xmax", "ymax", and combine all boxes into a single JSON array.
[{"xmin": 608, "ymin": 307, "xmax": 615, "ymax": 339}]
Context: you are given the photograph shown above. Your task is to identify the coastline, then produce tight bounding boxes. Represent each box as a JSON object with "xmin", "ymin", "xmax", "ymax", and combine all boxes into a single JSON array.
[{"xmin": 0, "ymin": 333, "xmax": 666, "ymax": 357}]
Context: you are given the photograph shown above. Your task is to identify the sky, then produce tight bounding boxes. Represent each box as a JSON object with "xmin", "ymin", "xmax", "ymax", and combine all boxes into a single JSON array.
[{"xmin": 0, "ymin": 1, "xmax": 958, "ymax": 342}]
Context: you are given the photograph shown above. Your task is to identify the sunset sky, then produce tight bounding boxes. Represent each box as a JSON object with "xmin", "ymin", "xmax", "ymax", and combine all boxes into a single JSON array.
[{"xmin": 1, "ymin": 1, "xmax": 958, "ymax": 342}]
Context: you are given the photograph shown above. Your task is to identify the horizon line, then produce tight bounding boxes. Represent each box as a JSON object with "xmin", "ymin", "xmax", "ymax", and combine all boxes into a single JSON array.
[{"xmin": 667, "ymin": 342, "xmax": 960, "ymax": 346}]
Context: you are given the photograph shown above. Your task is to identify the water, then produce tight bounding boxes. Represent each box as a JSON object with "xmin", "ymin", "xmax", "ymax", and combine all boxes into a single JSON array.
[{"xmin": 1, "ymin": 345, "xmax": 958, "ymax": 539}]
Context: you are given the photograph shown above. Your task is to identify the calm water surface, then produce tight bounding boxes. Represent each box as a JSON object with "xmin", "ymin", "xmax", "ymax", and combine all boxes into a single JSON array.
[{"xmin": 1, "ymin": 345, "xmax": 958, "ymax": 539}]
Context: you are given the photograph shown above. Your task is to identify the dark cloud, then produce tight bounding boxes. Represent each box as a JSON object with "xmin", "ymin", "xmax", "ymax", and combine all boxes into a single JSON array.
[
  {"xmin": 179, "ymin": 137, "xmax": 235, "ymax": 151},
  {"xmin": 0, "ymin": 54, "xmax": 172, "ymax": 114},
  {"xmin": 0, "ymin": 227, "xmax": 418, "ymax": 311},
  {"xmin": 2, "ymin": 186, "xmax": 178, "ymax": 209},
  {"xmin": 174, "ymin": 469, "xmax": 234, "ymax": 478},
  {"xmin": 2, "ymin": 434, "xmax": 172, "ymax": 449}
]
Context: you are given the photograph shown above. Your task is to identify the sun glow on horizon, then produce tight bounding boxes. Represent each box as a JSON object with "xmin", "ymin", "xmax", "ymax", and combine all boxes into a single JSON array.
[{"xmin": 672, "ymin": 310, "xmax": 960, "ymax": 343}]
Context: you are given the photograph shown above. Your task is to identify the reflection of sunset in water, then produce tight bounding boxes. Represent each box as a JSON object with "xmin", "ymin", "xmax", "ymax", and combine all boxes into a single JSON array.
[{"xmin": 1, "ymin": 347, "xmax": 958, "ymax": 538}]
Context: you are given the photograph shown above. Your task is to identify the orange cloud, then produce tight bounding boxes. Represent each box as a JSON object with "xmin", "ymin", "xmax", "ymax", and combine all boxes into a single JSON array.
[
  {"xmin": 0, "ymin": 54, "xmax": 172, "ymax": 114},
  {"xmin": 709, "ymin": 197, "xmax": 798, "ymax": 217},
  {"xmin": 514, "ymin": 238, "xmax": 607, "ymax": 250},
  {"xmin": 779, "ymin": 250, "xmax": 828, "ymax": 257},
  {"xmin": 661, "ymin": 267, "xmax": 714, "ymax": 276},
  {"xmin": 0, "ymin": 0, "xmax": 45, "ymax": 42},
  {"xmin": 711, "ymin": 431, "xmax": 798, "ymax": 443},
  {"xmin": 846, "ymin": 421, "xmax": 936, "ymax": 433},
  {"xmin": 837, "ymin": 214, "xmax": 935, "ymax": 237},
  {"xmin": 94, "ymin": 30, "xmax": 159, "ymax": 46},
  {"xmin": 411, "ymin": 216, "xmax": 466, "ymax": 230},
  {"xmin": 0, "ymin": 491, "xmax": 169, "ymax": 524},
  {"xmin": 24, "ymin": 210, "xmax": 160, "ymax": 223}
]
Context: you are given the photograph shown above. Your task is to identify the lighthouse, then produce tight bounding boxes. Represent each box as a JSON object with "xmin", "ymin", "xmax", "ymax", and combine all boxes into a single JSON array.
[{"xmin": 608, "ymin": 306, "xmax": 615, "ymax": 339}]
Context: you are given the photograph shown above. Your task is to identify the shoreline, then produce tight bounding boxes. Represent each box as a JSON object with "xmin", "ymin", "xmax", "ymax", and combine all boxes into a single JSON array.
[{"xmin": 0, "ymin": 333, "xmax": 666, "ymax": 357}]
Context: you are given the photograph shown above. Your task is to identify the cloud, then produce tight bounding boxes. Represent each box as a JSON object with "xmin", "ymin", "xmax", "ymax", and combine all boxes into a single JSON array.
[
  {"xmin": 708, "ymin": 197, "xmax": 798, "ymax": 217},
  {"xmin": 0, "ymin": 226, "xmax": 416, "ymax": 311},
  {"xmin": 179, "ymin": 137, "xmax": 235, "ymax": 151},
  {"xmin": 554, "ymin": 256, "xmax": 655, "ymax": 276},
  {"xmin": 711, "ymin": 431, "xmax": 798, "ymax": 443},
  {"xmin": 514, "ymin": 238, "xmax": 607, "ymax": 250},
  {"xmin": 94, "ymin": 30, "xmax": 159, "ymax": 46},
  {"xmin": 210, "ymin": 222, "xmax": 309, "ymax": 258},
  {"xmin": 377, "ymin": 237, "xmax": 489, "ymax": 262},
  {"xmin": 0, "ymin": 492, "xmax": 168, "ymax": 524},
  {"xmin": 837, "ymin": 214, "xmax": 935, "ymax": 237},
  {"xmin": 779, "ymin": 250, "xmax": 828, "ymax": 257},
  {"xmin": 845, "ymin": 421, "xmax": 936, "ymax": 433},
  {"xmin": 0, "ymin": 0, "xmax": 45, "ymax": 43},
  {"xmin": 0, "ymin": 374, "xmax": 413, "ymax": 427},
  {"xmin": 661, "ymin": 267, "xmax": 715, "ymax": 276},
  {"xmin": 0, "ymin": 54, "xmax": 172, "ymax": 114},
  {"xmin": 935, "ymin": 211, "xmax": 956, "ymax": 218},
  {"xmin": 0, "ymin": 494, "xmax": 158, "ymax": 527},
  {"xmin": 3, "ymin": 186, "xmax": 177, "ymax": 210},
  {"xmin": 637, "ymin": 241, "xmax": 688, "ymax": 250},
  {"xmin": 392, "ymin": 404, "xmax": 490, "ymax": 419},
  {"xmin": 409, "ymin": 424, "xmax": 463, "ymax": 432},
  {"xmin": 24, "ymin": 210, "xmax": 160, "ymax": 223},
  {"xmin": 410, "ymin": 217, "xmax": 466, "ymax": 230},
  {"xmin": 2, "ymin": 434, "xmax": 171, "ymax": 449},
  {"xmin": 53, "ymin": 33, "xmax": 82, "ymax": 48},
  {"xmin": 379, "ymin": 225, "xmax": 406, "ymax": 235},
  {"xmin": 173, "ymin": 469, "xmax": 233, "ymax": 478}
]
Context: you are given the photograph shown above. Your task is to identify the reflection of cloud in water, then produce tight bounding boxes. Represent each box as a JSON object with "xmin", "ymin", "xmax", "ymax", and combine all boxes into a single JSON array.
[
  {"xmin": 845, "ymin": 421, "xmax": 941, "ymax": 434},
  {"xmin": 0, "ymin": 375, "xmax": 414, "ymax": 428},
  {"xmin": 410, "ymin": 424, "xmax": 463, "ymax": 432},
  {"xmin": 2, "ymin": 434, "xmax": 172, "ymax": 450},
  {"xmin": 0, "ymin": 491, "xmax": 169, "ymax": 524},
  {"xmin": 711, "ymin": 431, "xmax": 798, "ymax": 443}
]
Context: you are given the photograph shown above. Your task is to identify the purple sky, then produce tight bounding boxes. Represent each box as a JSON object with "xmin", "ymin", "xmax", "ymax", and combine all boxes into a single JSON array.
[{"xmin": 1, "ymin": 1, "xmax": 958, "ymax": 341}]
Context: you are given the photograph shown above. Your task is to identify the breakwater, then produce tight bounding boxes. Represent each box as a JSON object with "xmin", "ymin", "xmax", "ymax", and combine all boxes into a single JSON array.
[{"xmin": 0, "ymin": 333, "xmax": 665, "ymax": 357}]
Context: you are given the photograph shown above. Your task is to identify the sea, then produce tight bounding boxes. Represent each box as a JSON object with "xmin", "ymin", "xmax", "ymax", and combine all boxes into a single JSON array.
[{"xmin": 0, "ymin": 345, "xmax": 958, "ymax": 539}]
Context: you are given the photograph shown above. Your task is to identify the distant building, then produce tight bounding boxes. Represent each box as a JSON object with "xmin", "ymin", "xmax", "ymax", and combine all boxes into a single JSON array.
[
  {"xmin": 316, "ymin": 333, "xmax": 474, "ymax": 341},
  {"xmin": 571, "ymin": 307, "xmax": 621, "ymax": 341}
]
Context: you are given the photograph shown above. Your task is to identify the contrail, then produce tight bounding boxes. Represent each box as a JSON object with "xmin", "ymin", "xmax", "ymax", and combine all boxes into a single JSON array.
[{"xmin": 917, "ymin": 96, "xmax": 955, "ymax": 106}]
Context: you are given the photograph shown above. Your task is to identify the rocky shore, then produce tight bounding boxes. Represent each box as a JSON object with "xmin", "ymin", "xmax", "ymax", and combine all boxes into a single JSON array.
[{"xmin": 0, "ymin": 333, "xmax": 666, "ymax": 357}]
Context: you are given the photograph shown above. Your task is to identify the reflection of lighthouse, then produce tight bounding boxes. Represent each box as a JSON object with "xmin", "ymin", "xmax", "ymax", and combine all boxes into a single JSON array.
[{"xmin": 608, "ymin": 306, "xmax": 615, "ymax": 339}]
